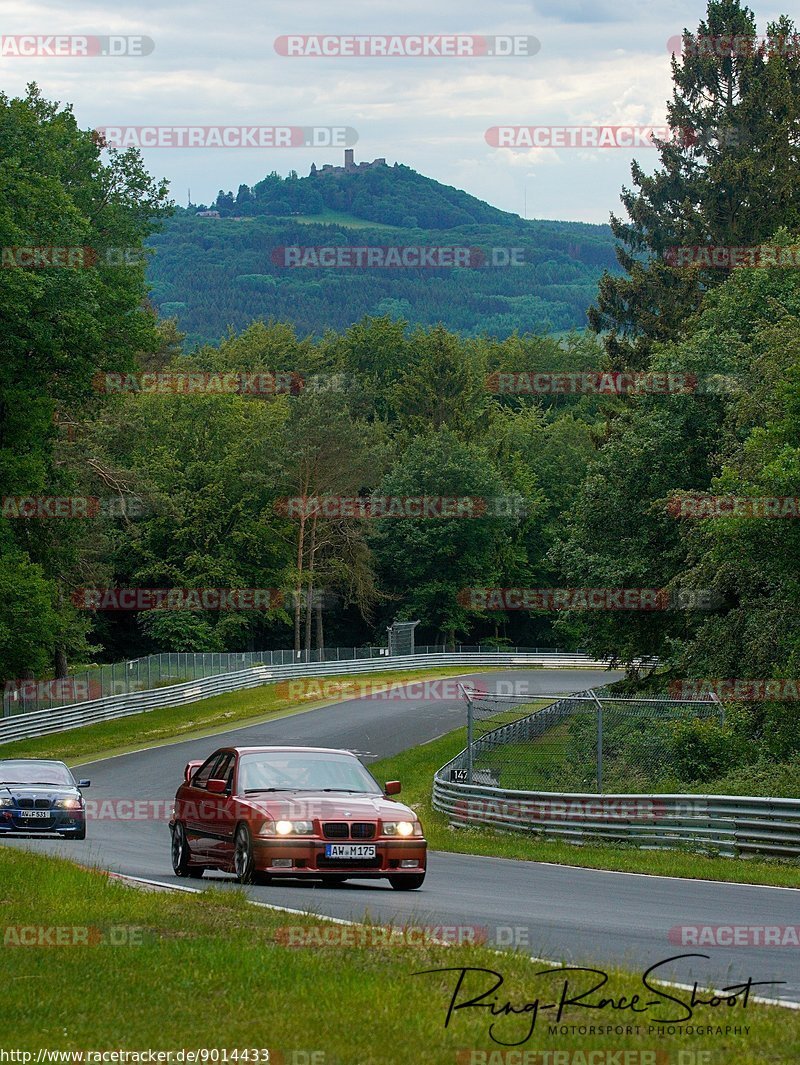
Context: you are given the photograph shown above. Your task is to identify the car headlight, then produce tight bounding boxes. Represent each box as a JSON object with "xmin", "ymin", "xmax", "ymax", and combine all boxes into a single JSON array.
[
  {"xmin": 54, "ymin": 798, "xmax": 82, "ymax": 810},
  {"xmin": 382, "ymin": 820, "xmax": 419, "ymax": 837},
  {"xmin": 0, "ymin": 798, "xmax": 12, "ymax": 808},
  {"xmin": 260, "ymin": 820, "xmax": 314, "ymax": 836}
]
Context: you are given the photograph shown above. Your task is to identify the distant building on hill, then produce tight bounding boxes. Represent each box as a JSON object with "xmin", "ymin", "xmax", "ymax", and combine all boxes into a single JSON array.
[
  {"xmin": 196, "ymin": 209, "xmax": 220, "ymax": 218},
  {"xmin": 310, "ymin": 149, "xmax": 388, "ymax": 176}
]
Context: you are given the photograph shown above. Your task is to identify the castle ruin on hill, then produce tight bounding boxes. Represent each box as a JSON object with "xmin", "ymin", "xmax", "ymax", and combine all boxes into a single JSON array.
[{"xmin": 310, "ymin": 149, "xmax": 388, "ymax": 176}]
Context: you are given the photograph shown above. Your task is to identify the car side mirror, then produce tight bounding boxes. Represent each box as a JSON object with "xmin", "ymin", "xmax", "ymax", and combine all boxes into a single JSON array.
[
  {"xmin": 184, "ymin": 760, "xmax": 203, "ymax": 783},
  {"xmin": 207, "ymin": 778, "xmax": 228, "ymax": 794},
  {"xmin": 384, "ymin": 781, "xmax": 401, "ymax": 795},
  {"xmin": 78, "ymin": 780, "xmax": 91, "ymax": 788}
]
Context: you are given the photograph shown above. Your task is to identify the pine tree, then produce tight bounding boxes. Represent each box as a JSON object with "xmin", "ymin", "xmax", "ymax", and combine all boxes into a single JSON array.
[{"xmin": 589, "ymin": 1, "xmax": 800, "ymax": 367}]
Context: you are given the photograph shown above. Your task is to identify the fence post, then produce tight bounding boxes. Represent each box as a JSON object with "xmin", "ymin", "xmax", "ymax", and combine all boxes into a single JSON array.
[
  {"xmin": 588, "ymin": 689, "xmax": 604, "ymax": 794},
  {"xmin": 709, "ymin": 690, "xmax": 724, "ymax": 726},
  {"xmin": 464, "ymin": 686, "xmax": 474, "ymax": 785}
]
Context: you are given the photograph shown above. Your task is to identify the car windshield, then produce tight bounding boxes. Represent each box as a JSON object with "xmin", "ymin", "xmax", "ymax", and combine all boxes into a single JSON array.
[
  {"xmin": 238, "ymin": 751, "xmax": 381, "ymax": 795},
  {"xmin": 0, "ymin": 760, "xmax": 74, "ymax": 786}
]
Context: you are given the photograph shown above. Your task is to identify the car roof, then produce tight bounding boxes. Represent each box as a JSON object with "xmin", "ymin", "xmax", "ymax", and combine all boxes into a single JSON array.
[
  {"xmin": 0, "ymin": 758, "xmax": 68, "ymax": 765},
  {"xmin": 223, "ymin": 746, "xmax": 354, "ymax": 755}
]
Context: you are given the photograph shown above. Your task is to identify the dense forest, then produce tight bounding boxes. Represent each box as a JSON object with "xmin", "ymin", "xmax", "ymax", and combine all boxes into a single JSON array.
[
  {"xmin": 147, "ymin": 182, "xmax": 620, "ymax": 344},
  {"xmin": 2, "ymin": 2, "xmax": 800, "ymax": 789}
]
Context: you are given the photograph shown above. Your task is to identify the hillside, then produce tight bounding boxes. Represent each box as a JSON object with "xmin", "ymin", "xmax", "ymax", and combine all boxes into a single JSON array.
[{"xmin": 146, "ymin": 159, "xmax": 622, "ymax": 346}]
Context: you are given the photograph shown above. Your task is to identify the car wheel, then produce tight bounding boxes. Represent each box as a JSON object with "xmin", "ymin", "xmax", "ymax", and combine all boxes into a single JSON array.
[
  {"xmin": 171, "ymin": 822, "xmax": 204, "ymax": 879},
  {"xmin": 388, "ymin": 873, "xmax": 425, "ymax": 890},
  {"xmin": 71, "ymin": 823, "xmax": 86, "ymax": 840},
  {"xmin": 234, "ymin": 823, "xmax": 257, "ymax": 884}
]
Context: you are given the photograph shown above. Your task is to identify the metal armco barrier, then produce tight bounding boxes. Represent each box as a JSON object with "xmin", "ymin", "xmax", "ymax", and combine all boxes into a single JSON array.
[
  {"xmin": 0, "ymin": 652, "xmax": 612, "ymax": 744},
  {"xmin": 433, "ymin": 697, "xmax": 800, "ymax": 858}
]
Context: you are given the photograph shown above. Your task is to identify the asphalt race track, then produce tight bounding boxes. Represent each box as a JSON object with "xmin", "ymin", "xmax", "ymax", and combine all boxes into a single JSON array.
[{"xmin": 4, "ymin": 668, "xmax": 799, "ymax": 1007}]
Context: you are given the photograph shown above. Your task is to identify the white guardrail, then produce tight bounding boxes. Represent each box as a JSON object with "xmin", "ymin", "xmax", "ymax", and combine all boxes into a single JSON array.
[
  {"xmin": 0, "ymin": 652, "xmax": 610, "ymax": 744},
  {"xmin": 432, "ymin": 697, "xmax": 800, "ymax": 859}
]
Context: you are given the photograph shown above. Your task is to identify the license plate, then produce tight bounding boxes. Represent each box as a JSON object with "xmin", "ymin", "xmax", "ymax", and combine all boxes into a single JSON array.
[
  {"xmin": 324, "ymin": 844, "xmax": 376, "ymax": 859},
  {"xmin": 19, "ymin": 810, "xmax": 49, "ymax": 819}
]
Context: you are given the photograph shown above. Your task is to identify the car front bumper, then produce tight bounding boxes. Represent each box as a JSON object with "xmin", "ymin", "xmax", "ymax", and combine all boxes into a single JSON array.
[
  {"xmin": 0, "ymin": 809, "xmax": 85, "ymax": 835},
  {"xmin": 252, "ymin": 836, "xmax": 427, "ymax": 878}
]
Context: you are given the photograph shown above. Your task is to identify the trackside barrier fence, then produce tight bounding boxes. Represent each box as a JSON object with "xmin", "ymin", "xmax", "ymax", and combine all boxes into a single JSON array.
[
  {"xmin": 0, "ymin": 652, "xmax": 615, "ymax": 744},
  {"xmin": 433, "ymin": 694, "xmax": 800, "ymax": 858}
]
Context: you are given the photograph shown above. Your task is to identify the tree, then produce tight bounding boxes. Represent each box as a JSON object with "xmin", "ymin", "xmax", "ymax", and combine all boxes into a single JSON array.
[
  {"xmin": 589, "ymin": 1, "xmax": 800, "ymax": 366},
  {"xmin": 370, "ymin": 429, "xmax": 516, "ymax": 646},
  {"xmin": 0, "ymin": 85, "xmax": 169, "ymax": 682}
]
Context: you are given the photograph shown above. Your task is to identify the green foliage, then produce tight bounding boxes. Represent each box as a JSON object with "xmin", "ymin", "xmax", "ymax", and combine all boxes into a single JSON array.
[
  {"xmin": 146, "ymin": 208, "xmax": 620, "ymax": 345},
  {"xmin": 590, "ymin": 1, "xmax": 800, "ymax": 366},
  {"xmin": 138, "ymin": 610, "xmax": 223, "ymax": 653},
  {"xmin": 0, "ymin": 85, "xmax": 170, "ymax": 682}
]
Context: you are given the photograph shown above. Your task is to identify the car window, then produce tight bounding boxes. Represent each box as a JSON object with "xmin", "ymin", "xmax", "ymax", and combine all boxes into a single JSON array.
[
  {"xmin": 191, "ymin": 753, "xmax": 224, "ymax": 789},
  {"xmin": 214, "ymin": 753, "xmax": 235, "ymax": 789},
  {"xmin": 237, "ymin": 751, "xmax": 381, "ymax": 793},
  {"xmin": 0, "ymin": 760, "xmax": 74, "ymax": 786}
]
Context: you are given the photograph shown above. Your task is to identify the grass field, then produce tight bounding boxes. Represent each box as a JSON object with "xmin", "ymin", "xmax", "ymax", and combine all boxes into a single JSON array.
[
  {"xmin": 0, "ymin": 848, "xmax": 795, "ymax": 1063},
  {"xmin": 285, "ymin": 208, "xmax": 404, "ymax": 230},
  {"xmin": 369, "ymin": 728, "xmax": 800, "ymax": 889}
]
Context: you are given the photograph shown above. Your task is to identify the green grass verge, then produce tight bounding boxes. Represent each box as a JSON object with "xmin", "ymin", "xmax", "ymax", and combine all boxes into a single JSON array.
[
  {"xmin": 0, "ymin": 848, "xmax": 794, "ymax": 1062},
  {"xmin": 369, "ymin": 727, "xmax": 800, "ymax": 889},
  {"xmin": 0, "ymin": 668, "xmax": 486, "ymax": 766}
]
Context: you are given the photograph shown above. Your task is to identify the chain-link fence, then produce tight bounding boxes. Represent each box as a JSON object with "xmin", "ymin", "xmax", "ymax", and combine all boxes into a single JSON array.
[
  {"xmin": 458, "ymin": 685, "xmax": 723, "ymax": 794},
  {"xmin": 2, "ymin": 644, "xmax": 588, "ymax": 717}
]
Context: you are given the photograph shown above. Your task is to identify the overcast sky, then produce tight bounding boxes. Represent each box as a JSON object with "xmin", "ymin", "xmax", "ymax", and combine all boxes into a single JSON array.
[{"xmin": 0, "ymin": 1, "xmax": 785, "ymax": 223}]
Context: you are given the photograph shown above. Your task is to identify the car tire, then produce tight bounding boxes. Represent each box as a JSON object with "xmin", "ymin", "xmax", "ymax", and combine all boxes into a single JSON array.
[
  {"xmin": 71, "ymin": 823, "xmax": 86, "ymax": 840},
  {"xmin": 171, "ymin": 822, "xmax": 204, "ymax": 879},
  {"xmin": 388, "ymin": 873, "xmax": 425, "ymax": 890},
  {"xmin": 234, "ymin": 823, "xmax": 257, "ymax": 884}
]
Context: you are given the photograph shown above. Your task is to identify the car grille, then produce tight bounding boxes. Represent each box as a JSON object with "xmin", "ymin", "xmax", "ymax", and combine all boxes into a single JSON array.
[
  {"xmin": 322, "ymin": 822, "xmax": 349, "ymax": 839},
  {"xmin": 351, "ymin": 822, "xmax": 376, "ymax": 840},
  {"xmin": 322, "ymin": 821, "xmax": 377, "ymax": 840},
  {"xmin": 16, "ymin": 798, "xmax": 51, "ymax": 809}
]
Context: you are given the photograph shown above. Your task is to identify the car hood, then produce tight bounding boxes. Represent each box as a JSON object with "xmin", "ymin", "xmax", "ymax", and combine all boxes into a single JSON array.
[
  {"xmin": 238, "ymin": 791, "xmax": 417, "ymax": 821},
  {"xmin": 0, "ymin": 783, "xmax": 80, "ymax": 802}
]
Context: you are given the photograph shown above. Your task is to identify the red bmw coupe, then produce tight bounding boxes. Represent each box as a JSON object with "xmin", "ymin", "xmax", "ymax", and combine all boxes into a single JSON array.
[{"xmin": 169, "ymin": 745, "xmax": 426, "ymax": 889}]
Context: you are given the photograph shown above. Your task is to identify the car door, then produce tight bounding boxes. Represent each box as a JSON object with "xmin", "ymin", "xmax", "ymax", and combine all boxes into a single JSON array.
[
  {"xmin": 182, "ymin": 752, "xmax": 226, "ymax": 860},
  {"xmin": 204, "ymin": 751, "xmax": 236, "ymax": 867}
]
